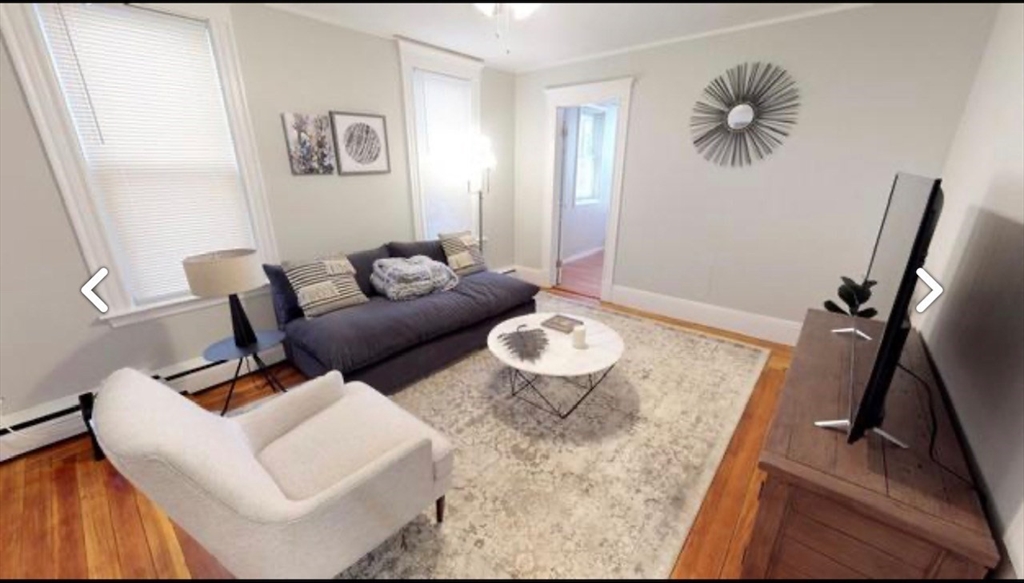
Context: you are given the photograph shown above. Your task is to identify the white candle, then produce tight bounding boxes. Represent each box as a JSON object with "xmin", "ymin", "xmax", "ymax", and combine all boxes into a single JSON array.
[{"xmin": 572, "ymin": 325, "xmax": 587, "ymax": 349}]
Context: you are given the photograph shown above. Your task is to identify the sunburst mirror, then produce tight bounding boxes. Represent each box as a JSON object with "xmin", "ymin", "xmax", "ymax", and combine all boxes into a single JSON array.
[{"xmin": 690, "ymin": 62, "xmax": 800, "ymax": 167}]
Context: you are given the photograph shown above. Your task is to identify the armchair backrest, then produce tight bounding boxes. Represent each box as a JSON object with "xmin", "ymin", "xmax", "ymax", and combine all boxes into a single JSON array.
[{"xmin": 92, "ymin": 368, "xmax": 285, "ymax": 520}]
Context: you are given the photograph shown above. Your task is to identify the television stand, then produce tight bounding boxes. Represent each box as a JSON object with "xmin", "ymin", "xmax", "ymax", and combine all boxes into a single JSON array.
[
  {"xmin": 812, "ymin": 418, "xmax": 909, "ymax": 449},
  {"xmin": 741, "ymin": 309, "xmax": 998, "ymax": 579}
]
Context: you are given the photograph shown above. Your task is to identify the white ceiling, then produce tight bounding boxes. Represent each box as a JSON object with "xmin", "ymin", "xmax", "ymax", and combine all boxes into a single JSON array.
[{"xmin": 266, "ymin": 3, "xmax": 862, "ymax": 72}]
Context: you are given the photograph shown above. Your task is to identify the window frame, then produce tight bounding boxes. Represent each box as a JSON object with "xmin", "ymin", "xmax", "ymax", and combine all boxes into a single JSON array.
[
  {"xmin": 573, "ymin": 106, "xmax": 606, "ymax": 207},
  {"xmin": 0, "ymin": 2, "xmax": 278, "ymax": 327}
]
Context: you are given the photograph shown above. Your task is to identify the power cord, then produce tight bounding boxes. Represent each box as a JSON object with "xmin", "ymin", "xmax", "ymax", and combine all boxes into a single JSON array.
[{"xmin": 896, "ymin": 362, "xmax": 973, "ymax": 484}]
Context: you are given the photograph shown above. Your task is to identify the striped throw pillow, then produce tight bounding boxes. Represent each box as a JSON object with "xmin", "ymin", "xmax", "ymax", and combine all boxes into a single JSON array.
[
  {"xmin": 283, "ymin": 256, "xmax": 368, "ymax": 318},
  {"xmin": 439, "ymin": 231, "xmax": 486, "ymax": 275}
]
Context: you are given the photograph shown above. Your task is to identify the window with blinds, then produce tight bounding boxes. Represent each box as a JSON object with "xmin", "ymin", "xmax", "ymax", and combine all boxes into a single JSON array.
[{"xmin": 35, "ymin": 4, "xmax": 256, "ymax": 305}]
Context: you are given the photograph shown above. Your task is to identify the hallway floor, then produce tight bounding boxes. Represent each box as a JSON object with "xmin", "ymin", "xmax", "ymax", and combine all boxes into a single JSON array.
[{"xmin": 556, "ymin": 249, "xmax": 603, "ymax": 299}]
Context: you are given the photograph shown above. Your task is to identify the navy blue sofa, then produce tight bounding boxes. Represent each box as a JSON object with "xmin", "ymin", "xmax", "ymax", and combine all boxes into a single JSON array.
[{"xmin": 264, "ymin": 240, "xmax": 539, "ymax": 394}]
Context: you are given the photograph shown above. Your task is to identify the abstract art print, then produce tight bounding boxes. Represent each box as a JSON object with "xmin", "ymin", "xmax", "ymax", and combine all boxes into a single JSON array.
[
  {"xmin": 330, "ymin": 111, "xmax": 391, "ymax": 175},
  {"xmin": 282, "ymin": 113, "xmax": 335, "ymax": 175}
]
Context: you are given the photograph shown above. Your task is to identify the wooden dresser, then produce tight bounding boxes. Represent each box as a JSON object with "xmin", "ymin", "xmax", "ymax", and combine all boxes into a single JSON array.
[{"xmin": 741, "ymin": 310, "xmax": 999, "ymax": 579}]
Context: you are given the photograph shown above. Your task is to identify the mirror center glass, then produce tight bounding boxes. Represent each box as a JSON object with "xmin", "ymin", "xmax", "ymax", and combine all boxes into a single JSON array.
[{"xmin": 727, "ymin": 103, "xmax": 755, "ymax": 130}]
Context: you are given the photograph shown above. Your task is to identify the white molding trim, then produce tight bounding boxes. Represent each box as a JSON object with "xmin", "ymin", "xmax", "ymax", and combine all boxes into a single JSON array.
[
  {"xmin": 0, "ymin": 3, "xmax": 133, "ymax": 311},
  {"xmin": 0, "ymin": 3, "xmax": 278, "ymax": 322},
  {"xmin": 511, "ymin": 265, "xmax": 551, "ymax": 287},
  {"xmin": 611, "ymin": 285, "xmax": 803, "ymax": 345},
  {"xmin": 0, "ymin": 345, "xmax": 285, "ymax": 461},
  {"xmin": 518, "ymin": 4, "xmax": 871, "ymax": 73},
  {"xmin": 397, "ymin": 39, "xmax": 484, "ymax": 240},
  {"xmin": 541, "ymin": 77, "xmax": 634, "ymax": 302},
  {"xmin": 561, "ymin": 246, "xmax": 604, "ymax": 265},
  {"xmin": 100, "ymin": 286, "xmax": 270, "ymax": 328}
]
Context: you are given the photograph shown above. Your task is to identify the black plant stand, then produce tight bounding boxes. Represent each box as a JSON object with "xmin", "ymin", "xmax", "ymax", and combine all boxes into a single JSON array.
[{"xmin": 203, "ymin": 329, "xmax": 287, "ymax": 415}]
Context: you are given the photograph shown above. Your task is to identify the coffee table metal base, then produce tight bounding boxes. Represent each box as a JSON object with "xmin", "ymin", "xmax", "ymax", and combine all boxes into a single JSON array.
[{"xmin": 507, "ymin": 366, "xmax": 615, "ymax": 419}]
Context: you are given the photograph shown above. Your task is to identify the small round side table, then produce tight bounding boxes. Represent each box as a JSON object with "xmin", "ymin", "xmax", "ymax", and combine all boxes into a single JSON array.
[{"xmin": 203, "ymin": 329, "xmax": 287, "ymax": 415}]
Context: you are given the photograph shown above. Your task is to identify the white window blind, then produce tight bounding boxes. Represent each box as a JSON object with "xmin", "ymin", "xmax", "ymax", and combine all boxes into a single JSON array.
[
  {"xmin": 35, "ymin": 4, "xmax": 256, "ymax": 305},
  {"xmin": 412, "ymin": 69, "xmax": 475, "ymax": 238}
]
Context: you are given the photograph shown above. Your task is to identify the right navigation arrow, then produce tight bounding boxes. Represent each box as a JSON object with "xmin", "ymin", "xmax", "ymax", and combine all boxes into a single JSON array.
[{"xmin": 915, "ymin": 268, "xmax": 943, "ymax": 313}]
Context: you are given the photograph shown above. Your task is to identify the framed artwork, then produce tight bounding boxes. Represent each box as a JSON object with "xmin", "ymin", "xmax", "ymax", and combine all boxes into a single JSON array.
[
  {"xmin": 281, "ymin": 113, "xmax": 335, "ymax": 175},
  {"xmin": 330, "ymin": 111, "xmax": 391, "ymax": 175}
]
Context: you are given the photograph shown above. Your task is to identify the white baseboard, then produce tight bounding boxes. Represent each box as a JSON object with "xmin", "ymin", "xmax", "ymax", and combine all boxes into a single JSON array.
[
  {"xmin": 561, "ymin": 246, "xmax": 604, "ymax": 264},
  {"xmin": 610, "ymin": 285, "xmax": 802, "ymax": 345},
  {"xmin": 511, "ymin": 265, "xmax": 551, "ymax": 287},
  {"xmin": 0, "ymin": 345, "xmax": 286, "ymax": 461}
]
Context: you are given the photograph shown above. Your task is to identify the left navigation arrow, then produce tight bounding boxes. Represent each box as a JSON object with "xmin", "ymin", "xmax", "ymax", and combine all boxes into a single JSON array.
[{"xmin": 81, "ymin": 267, "xmax": 109, "ymax": 313}]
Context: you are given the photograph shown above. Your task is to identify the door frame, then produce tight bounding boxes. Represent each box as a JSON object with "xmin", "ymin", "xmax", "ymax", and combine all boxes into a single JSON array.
[{"xmin": 541, "ymin": 78, "xmax": 634, "ymax": 301}]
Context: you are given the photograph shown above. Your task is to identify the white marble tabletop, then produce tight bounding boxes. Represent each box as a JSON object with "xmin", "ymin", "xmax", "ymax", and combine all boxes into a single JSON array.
[{"xmin": 487, "ymin": 312, "xmax": 624, "ymax": 377}]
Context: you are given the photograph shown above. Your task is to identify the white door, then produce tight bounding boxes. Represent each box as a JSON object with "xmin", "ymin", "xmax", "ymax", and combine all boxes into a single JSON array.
[{"xmin": 412, "ymin": 69, "xmax": 475, "ymax": 238}]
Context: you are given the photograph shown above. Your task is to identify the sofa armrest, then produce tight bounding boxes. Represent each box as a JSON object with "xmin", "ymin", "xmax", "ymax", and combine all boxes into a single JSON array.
[{"xmin": 236, "ymin": 371, "xmax": 346, "ymax": 451}]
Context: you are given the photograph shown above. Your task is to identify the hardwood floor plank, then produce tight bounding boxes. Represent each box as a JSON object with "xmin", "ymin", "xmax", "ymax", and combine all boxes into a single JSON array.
[
  {"xmin": 21, "ymin": 452, "xmax": 55, "ymax": 578},
  {"xmin": 52, "ymin": 457, "xmax": 88, "ymax": 579},
  {"xmin": 103, "ymin": 463, "xmax": 157, "ymax": 579},
  {"xmin": 0, "ymin": 457, "xmax": 26, "ymax": 579},
  {"xmin": 136, "ymin": 492, "xmax": 191, "ymax": 579},
  {"xmin": 77, "ymin": 460, "xmax": 123, "ymax": 579}
]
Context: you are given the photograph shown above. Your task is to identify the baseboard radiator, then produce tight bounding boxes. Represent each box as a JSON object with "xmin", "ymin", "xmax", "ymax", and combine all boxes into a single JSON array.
[{"xmin": 0, "ymin": 347, "xmax": 285, "ymax": 461}]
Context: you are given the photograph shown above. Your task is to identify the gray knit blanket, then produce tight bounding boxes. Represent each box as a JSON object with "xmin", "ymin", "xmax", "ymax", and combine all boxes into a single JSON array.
[{"xmin": 370, "ymin": 255, "xmax": 459, "ymax": 301}]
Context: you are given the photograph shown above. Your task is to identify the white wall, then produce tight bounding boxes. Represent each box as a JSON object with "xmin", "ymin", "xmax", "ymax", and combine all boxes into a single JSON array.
[
  {"xmin": 515, "ymin": 4, "xmax": 997, "ymax": 332},
  {"xmin": 0, "ymin": 5, "xmax": 517, "ymax": 419},
  {"xmin": 481, "ymin": 67, "xmax": 517, "ymax": 268},
  {"xmin": 229, "ymin": 4, "xmax": 516, "ymax": 265},
  {"xmin": 919, "ymin": 3, "xmax": 1024, "ymax": 576}
]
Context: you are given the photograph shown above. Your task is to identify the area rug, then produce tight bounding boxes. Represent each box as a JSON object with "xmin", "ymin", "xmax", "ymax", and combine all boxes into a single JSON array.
[{"xmin": 339, "ymin": 293, "xmax": 769, "ymax": 578}]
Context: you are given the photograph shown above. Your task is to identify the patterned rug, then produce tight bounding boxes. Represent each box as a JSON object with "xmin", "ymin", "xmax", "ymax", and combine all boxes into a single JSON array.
[{"xmin": 339, "ymin": 293, "xmax": 769, "ymax": 578}]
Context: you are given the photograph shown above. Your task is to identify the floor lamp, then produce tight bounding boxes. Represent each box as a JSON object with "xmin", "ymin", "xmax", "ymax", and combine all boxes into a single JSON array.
[{"xmin": 472, "ymin": 136, "xmax": 497, "ymax": 253}]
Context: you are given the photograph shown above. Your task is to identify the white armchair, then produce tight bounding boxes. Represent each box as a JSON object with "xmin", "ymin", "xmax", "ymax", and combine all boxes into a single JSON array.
[{"xmin": 92, "ymin": 368, "xmax": 453, "ymax": 579}]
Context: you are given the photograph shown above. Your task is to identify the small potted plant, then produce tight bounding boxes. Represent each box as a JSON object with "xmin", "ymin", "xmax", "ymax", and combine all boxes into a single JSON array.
[{"xmin": 824, "ymin": 276, "xmax": 878, "ymax": 319}]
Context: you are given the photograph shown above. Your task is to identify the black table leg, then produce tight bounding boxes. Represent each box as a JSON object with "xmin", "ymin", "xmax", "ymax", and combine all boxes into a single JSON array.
[
  {"xmin": 252, "ymin": 353, "xmax": 287, "ymax": 393},
  {"xmin": 221, "ymin": 358, "xmax": 245, "ymax": 415}
]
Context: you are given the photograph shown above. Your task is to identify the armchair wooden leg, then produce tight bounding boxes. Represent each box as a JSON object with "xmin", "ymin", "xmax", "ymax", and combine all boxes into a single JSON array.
[{"xmin": 436, "ymin": 496, "xmax": 445, "ymax": 524}]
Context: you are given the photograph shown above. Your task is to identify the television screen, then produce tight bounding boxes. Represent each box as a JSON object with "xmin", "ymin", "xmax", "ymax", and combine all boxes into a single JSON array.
[{"xmin": 848, "ymin": 173, "xmax": 943, "ymax": 444}]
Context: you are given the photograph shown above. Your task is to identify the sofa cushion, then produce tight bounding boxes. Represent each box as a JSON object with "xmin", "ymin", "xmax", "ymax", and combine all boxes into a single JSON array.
[
  {"xmin": 283, "ymin": 257, "xmax": 368, "ymax": 318},
  {"xmin": 387, "ymin": 240, "xmax": 446, "ymax": 264},
  {"xmin": 347, "ymin": 245, "xmax": 390, "ymax": 297},
  {"xmin": 257, "ymin": 381, "xmax": 453, "ymax": 501},
  {"xmin": 263, "ymin": 263, "xmax": 304, "ymax": 324},
  {"xmin": 439, "ymin": 231, "xmax": 486, "ymax": 275},
  {"xmin": 285, "ymin": 270, "xmax": 539, "ymax": 373}
]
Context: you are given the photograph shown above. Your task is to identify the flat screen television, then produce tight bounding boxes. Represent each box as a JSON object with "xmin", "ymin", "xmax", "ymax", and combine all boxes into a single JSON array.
[{"xmin": 847, "ymin": 172, "xmax": 944, "ymax": 444}]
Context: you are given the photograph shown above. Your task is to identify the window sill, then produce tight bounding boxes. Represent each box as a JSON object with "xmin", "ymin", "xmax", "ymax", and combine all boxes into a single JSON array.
[
  {"xmin": 574, "ymin": 198, "xmax": 601, "ymax": 207},
  {"xmin": 99, "ymin": 286, "xmax": 270, "ymax": 328}
]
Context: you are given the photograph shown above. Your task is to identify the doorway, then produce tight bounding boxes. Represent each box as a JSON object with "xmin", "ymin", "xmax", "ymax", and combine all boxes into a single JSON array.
[
  {"xmin": 542, "ymin": 78, "xmax": 633, "ymax": 301},
  {"xmin": 554, "ymin": 103, "xmax": 618, "ymax": 298}
]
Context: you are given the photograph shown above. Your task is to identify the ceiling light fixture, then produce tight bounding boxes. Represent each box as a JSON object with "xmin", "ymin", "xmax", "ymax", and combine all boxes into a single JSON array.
[
  {"xmin": 473, "ymin": 3, "xmax": 542, "ymax": 20},
  {"xmin": 473, "ymin": 4, "xmax": 541, "ymax": 55}
]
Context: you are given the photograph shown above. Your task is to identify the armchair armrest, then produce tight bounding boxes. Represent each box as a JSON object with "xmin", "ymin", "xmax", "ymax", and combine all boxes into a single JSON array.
[
  {"xmin": 236, "ymin": 370, "xmax": 346, "ymax": 451},
  {"xmin": 218, "ymin": 437, "xmax": 436, "ymax": 578}
]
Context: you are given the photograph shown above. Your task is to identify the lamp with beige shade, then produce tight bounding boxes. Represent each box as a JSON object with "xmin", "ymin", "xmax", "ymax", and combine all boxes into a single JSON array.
[{"xmin": 183, "ymin": 248, "xmax": 266, "ymax": 348}]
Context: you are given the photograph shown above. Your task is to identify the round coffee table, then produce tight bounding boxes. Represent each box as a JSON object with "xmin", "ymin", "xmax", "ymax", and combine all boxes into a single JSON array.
[{"xmin": 487, "ymin": 312, "xmax": 624, "ymax": 418}]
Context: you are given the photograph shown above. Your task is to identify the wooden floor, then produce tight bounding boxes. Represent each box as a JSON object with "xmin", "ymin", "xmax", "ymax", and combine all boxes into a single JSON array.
[
  {"xmin": 0, "ymin": 295, "xmax": 791, "ymax": 579},
  {"xmin": 555, "ymin": 249, "xmax": 603, "ymax": 298}
]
